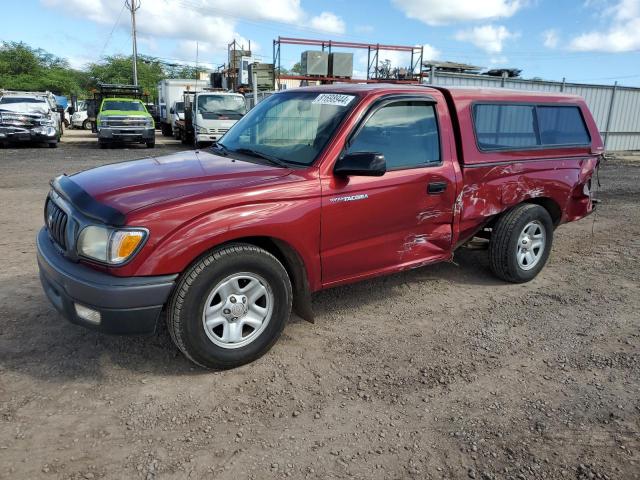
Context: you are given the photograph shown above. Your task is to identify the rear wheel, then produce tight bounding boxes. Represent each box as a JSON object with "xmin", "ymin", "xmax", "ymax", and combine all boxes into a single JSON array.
[
  {"xmin": 489, "ymin": 204, "xmax": 553, "ymax": 283},
  {"xmin": 167, "ymin": 244, "xmax": 292, "ymax": 369},
  {"xmin": 82, "ymin": 119, "xmax": 92, "ymax": 130},
  {"xmin": 146, "ymin": 141, "xmax": 155, "ymax": 148}
]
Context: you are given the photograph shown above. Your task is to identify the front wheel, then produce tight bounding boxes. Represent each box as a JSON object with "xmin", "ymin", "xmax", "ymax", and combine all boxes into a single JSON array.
[
  {"xmin": 167, "ymin": 244, "xmax": 292, "ymax": 369},
  {"xmin": 489, "ymin": 204, "xmax": 554, "ymax": 283}
]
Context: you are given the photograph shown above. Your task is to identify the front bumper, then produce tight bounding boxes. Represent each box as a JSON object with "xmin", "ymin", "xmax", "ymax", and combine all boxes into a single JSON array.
[
  {"xmin": 97, "ymin": 127, "xmax": 155, "ymax": 143},
  {"xmin": 36, "ymin": 228, "xmax": 177, "ymax": 334},
  {"xmin": 0, "ymin": 126, "xmax": 58, "ymax": 143},
  {"xmin": 196, "ymin": 133, "xmax": 221, "ymax": 142}
]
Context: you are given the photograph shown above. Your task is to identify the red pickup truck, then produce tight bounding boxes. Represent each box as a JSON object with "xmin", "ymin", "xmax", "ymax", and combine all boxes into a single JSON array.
[{"xmin": 37, "ymin": 85, "xmax": 602, "ymax": 368}]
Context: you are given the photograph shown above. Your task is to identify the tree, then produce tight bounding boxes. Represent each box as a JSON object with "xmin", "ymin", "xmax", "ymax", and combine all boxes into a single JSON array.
[
  {"xmin": 0, "ymin": 42, "xmax": 89, "ymax": 95},
  {"xmin": 86, "ymin": 54, "xmax": 165, "ymax": 99}
]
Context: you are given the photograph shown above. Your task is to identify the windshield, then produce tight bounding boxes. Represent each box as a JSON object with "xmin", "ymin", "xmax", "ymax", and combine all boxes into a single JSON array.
[
  {"xmin": 219, "ymin": 91, "xmax": 358, "ymax": 166},
  {"xmin": 175, "ymin": 101, "xmax": 184, "ymax": 113},
  {"xmin": 77, "ymin": 100, "xmax": 87, "ymax": 111},
  {"xmin": 101, "ymin": 100, "xmax": 145, "ymax": 112},
  {"xmin": 0, "ymin": 97, "xmax": 46, "ymax": 104},
  {"xmin": 197, "ymin": 94, "xmax": 246, "ymax": 119}
]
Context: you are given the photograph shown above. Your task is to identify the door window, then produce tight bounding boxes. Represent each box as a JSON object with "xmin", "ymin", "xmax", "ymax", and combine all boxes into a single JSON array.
[{"xmin": 346, "ymin": 101, "xmax": 440, "ymax": 169}]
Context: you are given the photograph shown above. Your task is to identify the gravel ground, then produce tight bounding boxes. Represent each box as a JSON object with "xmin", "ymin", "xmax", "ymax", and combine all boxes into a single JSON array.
[{"xmin": 0, "ymin": 130, "xmax": 638, "ymax": 480}]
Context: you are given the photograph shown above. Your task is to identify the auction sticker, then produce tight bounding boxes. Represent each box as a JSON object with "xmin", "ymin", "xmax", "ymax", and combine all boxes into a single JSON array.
[{"xmin": 312, "ymin": 93, "xmax": 355, "ymax": 107}]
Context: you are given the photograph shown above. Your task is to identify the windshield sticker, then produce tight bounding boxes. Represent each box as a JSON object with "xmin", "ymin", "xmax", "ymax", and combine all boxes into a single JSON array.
[{"xmin": 312, "ymin": 94, "xmax": 355, "ymax": 107}]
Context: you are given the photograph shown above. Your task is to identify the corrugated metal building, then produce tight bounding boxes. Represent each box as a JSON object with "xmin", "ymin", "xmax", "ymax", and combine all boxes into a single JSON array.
[{"xmin": 430, "ymin": 72, "xmax": 640, "ymax": 151}]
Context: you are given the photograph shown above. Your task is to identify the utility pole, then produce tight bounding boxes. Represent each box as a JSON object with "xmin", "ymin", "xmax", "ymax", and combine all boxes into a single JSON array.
[{"xmin": 125, "ymin": 0, "xmax": 141, "ymax": 86}]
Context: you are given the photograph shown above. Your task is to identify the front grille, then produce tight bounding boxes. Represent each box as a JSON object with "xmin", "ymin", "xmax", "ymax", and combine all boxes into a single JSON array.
[
  {"xmin": 103, "ymin": 117, "xmax": 147, "ymax": 128},
  {"xmin": 45, "ymin": 199, "xmax": 68, "ymax": 249}
]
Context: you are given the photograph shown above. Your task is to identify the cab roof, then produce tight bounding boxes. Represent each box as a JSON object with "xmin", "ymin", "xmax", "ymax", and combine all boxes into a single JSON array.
[
  {"xmin": 286, "ymin": 83, "xmax": 584, "ymax": 102},
  {"xmin": 102, "ymin": 97, "xmax": 144, "ymax": 102}
]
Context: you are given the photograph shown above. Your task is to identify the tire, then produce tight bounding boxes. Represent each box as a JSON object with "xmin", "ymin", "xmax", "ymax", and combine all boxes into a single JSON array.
[
  {"xmin": 48, "ymin": 142, "xmax": 58, "ymax": 148},
  {"xmin": 82, "ymin": 119, "xmax": 92, "ymax": 130},
  {"xmin": 489, "ymin": 203, "xmax": 553, "ymax": 283},
  {"xmin": 98, "ymin": 141, "xmax": 107, "ymax": 149},
  {"xmin": 146, "ymin": 141, "xmax": 155, "ymax": 148},
  {"xmin": 167, "ymin": 244, "xmax": 292, "ymax": 369},
  {"xmin": 161, "ymin": 123, "xmax": 173, "ymax": 137}
]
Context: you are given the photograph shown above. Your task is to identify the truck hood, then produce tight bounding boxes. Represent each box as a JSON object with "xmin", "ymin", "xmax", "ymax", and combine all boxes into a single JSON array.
[
  {"xmin": 0, "ymin": 103, "xmax": 49, "ymax": 115},
  {"xmin": 70, "ymin": 150, "xmax": 292, "ymax": 215},
  {"xmin": 98, "ymin": 110, "xmax": 150, "ymax": 117}
]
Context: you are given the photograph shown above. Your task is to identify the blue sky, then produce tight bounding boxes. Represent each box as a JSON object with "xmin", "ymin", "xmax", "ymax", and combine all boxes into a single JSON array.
[{"xmin": 2, "ymin": 0, "xmax": 640, "ymax": 85}]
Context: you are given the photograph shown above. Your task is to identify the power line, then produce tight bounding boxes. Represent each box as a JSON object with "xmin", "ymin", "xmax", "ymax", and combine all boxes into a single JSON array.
[{"xmin": 99, "ymin": 1, "xmax": 127, "ymax": 59}]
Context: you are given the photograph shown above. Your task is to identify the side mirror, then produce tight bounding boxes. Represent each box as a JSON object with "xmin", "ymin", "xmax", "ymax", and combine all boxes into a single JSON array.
[
  {"xmin": 170, "ymin": 108, "xmax": 175, "ymax": 114},
  {"xmin": 334, "ymin": 152, "xmax": 386, "ymax": 177}
]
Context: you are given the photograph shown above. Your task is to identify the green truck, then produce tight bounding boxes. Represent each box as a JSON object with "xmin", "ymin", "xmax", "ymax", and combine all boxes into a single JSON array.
[{"xmin": 89, "ymin": 84, "xmax": 155, "ymax": 148}]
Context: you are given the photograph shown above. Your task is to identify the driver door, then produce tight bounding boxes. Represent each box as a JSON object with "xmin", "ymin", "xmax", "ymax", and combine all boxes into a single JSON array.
[{"xmin": 320, "ymin": 99, "xmax": 456, "ymax": 286}]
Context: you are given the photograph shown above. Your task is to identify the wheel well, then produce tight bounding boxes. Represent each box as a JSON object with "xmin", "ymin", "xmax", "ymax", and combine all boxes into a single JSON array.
[
  {"xmin": 524, "ymin": 197, "xmax": 562, "ymax": 226},
  {"xmin": 217, "ymin": 236, "xmax": 314, "ymax": 322}
]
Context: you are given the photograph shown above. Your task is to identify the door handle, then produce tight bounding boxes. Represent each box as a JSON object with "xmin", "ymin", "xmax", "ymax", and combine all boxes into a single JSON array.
[{"xmin": 427, "ymin": 182, "xmax": 447, "ymax": 194}]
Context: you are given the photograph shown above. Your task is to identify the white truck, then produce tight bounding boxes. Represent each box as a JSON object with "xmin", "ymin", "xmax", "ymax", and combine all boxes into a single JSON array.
[
  {"xmin": 156, "ymin": 79, "xmax": 205, "ymax": 137},
  {"xmin": 0, "ymin": 90, "xmax": 62, "ymax": 147},
  {"xmin": 175, "ymin": 90, "xmax": 247, "ymax": 148}
]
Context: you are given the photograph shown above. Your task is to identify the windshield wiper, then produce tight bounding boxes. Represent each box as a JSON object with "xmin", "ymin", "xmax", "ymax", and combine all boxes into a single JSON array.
[
  {"xmin": 233, "ymin": 148, "xmax": 289, "ymax": 168},
  {"xmin": 211, "ymin": 142, "xmax": 229, "ymax": 156}
]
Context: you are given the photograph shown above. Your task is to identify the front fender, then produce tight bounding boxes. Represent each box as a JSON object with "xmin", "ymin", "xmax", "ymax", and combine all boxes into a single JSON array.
[{"xmin": 124, "ymin": 198, "xmax": 322, "ymax": 291}]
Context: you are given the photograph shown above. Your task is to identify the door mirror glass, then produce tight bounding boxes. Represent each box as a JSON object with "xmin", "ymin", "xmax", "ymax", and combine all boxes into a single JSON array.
[
  {"xmin": 334, "ymin": 152, "xmax": 386, "ymax": 177},
  {"xmin": 169, "ymin": 107, "xmax": 175, "ymax": 114}
]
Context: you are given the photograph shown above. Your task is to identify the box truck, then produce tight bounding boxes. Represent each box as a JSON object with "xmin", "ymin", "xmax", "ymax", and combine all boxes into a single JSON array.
[{"xmin": 156, "ymin": 79, "xmax": 205, "ymax": 137}]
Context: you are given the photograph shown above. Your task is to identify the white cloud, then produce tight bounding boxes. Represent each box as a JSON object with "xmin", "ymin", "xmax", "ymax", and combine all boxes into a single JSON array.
[
  {"xmin": 309, "ymin": 12, "xmax": 345, "ymax": 34},
  {"xmin": 455, "ymin": 25, "xmax": 515, "ymax": 53},
  {"xmin": 392, "ymin": 0, "xmax": 523, "ymax": 26},
  {"xmin": 569, "ymin": 0, "xmax": 640, "ymax": 52},
  {"xmin": 39, "ymin": 0, "xmax": 345, "ymax": 65},
  {"xmin": 542, "ymin": 29, "xmax": 559, "ymax": 48},
  {"xmin": 421, "ymin": 44, "xmax": 441, "ymax": 61}
]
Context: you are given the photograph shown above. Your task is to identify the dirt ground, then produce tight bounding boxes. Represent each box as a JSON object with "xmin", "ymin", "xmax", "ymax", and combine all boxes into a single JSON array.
[{"xmin": 0, "ymin": 129, "xmax": 638, "ymax": 480}]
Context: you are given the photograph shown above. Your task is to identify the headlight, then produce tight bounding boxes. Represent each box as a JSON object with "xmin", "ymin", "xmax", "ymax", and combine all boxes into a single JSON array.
[
  {"xmin": 197, "ymin": 126, "xmax": 207, "ymax": 133},
  {"xmin": 77, "ymin": 226, "xmax": 147, "ymax": 264},
  {"xmin": 145, "ymin": 117, "xmax": 154, "ymax": 128}
]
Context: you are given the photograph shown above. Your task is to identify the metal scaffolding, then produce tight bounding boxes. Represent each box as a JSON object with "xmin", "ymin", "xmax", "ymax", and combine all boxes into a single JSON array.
[{"xmin": 272, "ymin": 36, "xmax": 425, "ymax": 87}]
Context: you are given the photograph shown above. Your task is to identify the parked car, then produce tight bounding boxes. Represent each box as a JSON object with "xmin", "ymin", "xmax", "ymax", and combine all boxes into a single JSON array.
[
  {"xmin": 0, "ymin": 90, "xmax": 62, "ymax": 147},
  {"xmin": 71, "ymin": 100, "xmax": 90, "ymax": 130},
  {"xmin": 96, "ymin": 97, "xmax": 155, "ymax": 148},
  {"xmin": 37, "ymin": 85, "xmax": 602, "ymax": 369}
]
